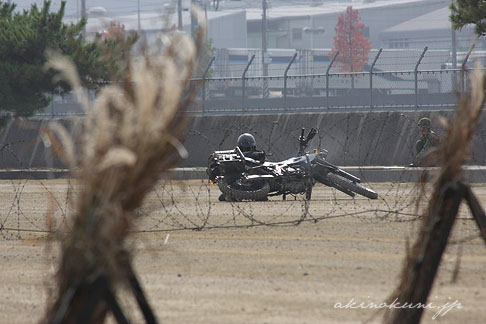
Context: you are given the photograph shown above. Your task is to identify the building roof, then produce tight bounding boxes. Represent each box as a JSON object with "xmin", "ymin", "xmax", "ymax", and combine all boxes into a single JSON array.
[
  {"xmin": 245, "ymin": 0, "xmax": 445, "ymax": 21},
  {"xmin": 17, "ymin": 0, "xmax": 448, "ymax": 21},
  {"xmin": 65, "ymin": 10, "xmax": 244, "ymax": 33},
  {"xmin": 379, "ymin": 5, "xmax": 475, "ymax": 43},
  {"xmin": 382, "ymin": 6, "xmax": 474, "ymax": 33}
]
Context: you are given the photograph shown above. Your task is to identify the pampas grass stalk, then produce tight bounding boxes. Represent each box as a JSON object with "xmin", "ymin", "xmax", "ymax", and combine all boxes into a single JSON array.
[
  {"xmin": 43, "ymin": 8, "xmax": 205, "ymax": 324},
  {"xmin": 383, "ymin": 65, "xmax": 485, "ymax": 323}
]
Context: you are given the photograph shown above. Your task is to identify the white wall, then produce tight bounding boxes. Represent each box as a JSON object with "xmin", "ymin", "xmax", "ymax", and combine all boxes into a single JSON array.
[
  {"xmin": 246, "ymin": 0, "xmax": 448, "ymax": 50},
  {"xmin": 208, "ymin": 11, "xmax": 247, "ymax": 48}
]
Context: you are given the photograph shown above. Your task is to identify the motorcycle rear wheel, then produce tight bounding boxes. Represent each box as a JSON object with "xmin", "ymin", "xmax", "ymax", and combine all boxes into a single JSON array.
[
  {"xmin": 325, "ymin": 173, "xmax": 378, "ymax": 199},
  {"xmin": 218, "ymin": 178, "xmax": 270, "ymax": 202}
]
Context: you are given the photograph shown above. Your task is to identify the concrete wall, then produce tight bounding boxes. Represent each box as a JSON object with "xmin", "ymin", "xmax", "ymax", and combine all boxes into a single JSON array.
[
  {"xmin": 183, "ymin": 110, "xmax": 486, "ymax": 167},
  {"xmin": 1, "ymin": 110, "xmax": 485, "ymax": 170},
  {"xmin": 196, "ymin": 93, "xmax": 457, "ymax": 111},
  {"xmin": 0, "ymin": 119, "xmax": 70, "ymax": 169}
]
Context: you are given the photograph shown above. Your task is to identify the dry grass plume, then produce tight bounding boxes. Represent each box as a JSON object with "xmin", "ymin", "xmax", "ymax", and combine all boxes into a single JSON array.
[
  {"xmin": 384, "ymin": 65, "xmax": 486, "ymax": 323},
  {"xmin": 42, "ymin": 8, "xmax": 206, "ymax": 324}
]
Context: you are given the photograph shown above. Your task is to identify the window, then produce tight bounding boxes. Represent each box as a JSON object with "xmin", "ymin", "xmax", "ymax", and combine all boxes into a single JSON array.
[{"xmin": 388, "ymin": 39, "xmax": 409, "ymax": 49}]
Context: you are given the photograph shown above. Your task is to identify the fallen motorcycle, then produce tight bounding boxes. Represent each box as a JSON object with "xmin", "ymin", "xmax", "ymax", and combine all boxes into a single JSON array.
[{"xmin": 207, "ymin": 128, "xmax": 378, "ymax": 201}]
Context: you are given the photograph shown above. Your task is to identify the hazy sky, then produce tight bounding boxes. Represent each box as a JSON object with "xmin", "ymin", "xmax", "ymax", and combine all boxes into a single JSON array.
[
  {"xmin": 10, "ymin": 1, "xmax": 417, "ymax": 18},
  {"xmin": 13, "ymin": 0, "xmax": 167, "ymax": 17}
]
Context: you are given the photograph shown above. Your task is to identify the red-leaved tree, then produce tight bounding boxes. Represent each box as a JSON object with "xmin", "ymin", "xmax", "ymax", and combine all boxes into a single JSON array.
[
  {"xmin": 102, "ymin": 21, "xmax": 126, "ymax": 40},
  {"xmin": 329, "ymin": 6, "xmax": 371, "ymax": 89}
]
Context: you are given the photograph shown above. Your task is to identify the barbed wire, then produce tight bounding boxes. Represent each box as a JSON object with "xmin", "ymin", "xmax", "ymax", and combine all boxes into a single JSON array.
[
  {"xmin": 0, "ymin": 159, "xmax": 481, "ymax": 242},
  {"xmin": 1, "ymin": 111, "xmax": 484, "ymax": 242}
]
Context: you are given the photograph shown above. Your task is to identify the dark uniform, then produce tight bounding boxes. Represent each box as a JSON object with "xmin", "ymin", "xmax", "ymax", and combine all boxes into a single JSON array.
[
  {"xmin": 216, "ymin": 133, "xmax": 266, "ymax": 201},
  {"xmin": 236, "ymin": 133, "xmax": 266, "ymax": 163},
  {"xmin": 413, "ymin": 117, "xmax": 440, "ymax": 166}
]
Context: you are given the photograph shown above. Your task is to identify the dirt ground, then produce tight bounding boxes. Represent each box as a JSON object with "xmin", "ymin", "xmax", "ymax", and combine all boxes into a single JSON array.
[{"xmin": 0, "ymin": 179, "xmax": 485, "ymax": 323}]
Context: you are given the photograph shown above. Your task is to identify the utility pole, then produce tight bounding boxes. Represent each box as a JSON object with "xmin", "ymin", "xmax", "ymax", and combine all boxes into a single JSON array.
[
  {"xmin": 262, "ymin": 0, "xmax": 269, "ymax": 98},
  {"xmin": 450, "ymin": 0, "xmax": 457, "ymax": 71},
  {"xmin": 81, "ymin": 0, "xmax": 86, "ymax": 19},
  {"xmin": 81, "ymin": 0, "xmax": 86, "ymax": 34},
  {"xmin": 191, "ymin": 0, "xmax": 197, "ymax": 37},
  {"xmin": 137, "ymin": 0, "xmax": 141, "ymax": 33},
  {"xmin": 451, "ymin": 27, "xmax": 457, "ymax": 90},
  {"xmin": 178, "ymin": 0, "xmax": 183, "ymax": 31},
  {"xmin": 451, "ymin": 29, "xmax": 457, "ymax": 69}
]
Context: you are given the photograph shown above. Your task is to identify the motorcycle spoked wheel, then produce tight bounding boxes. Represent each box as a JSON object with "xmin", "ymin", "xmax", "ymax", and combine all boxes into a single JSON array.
[
  {"xmin": 325, "ymin": 173, "xmax": 378, "ymax": 199},
  {"xmin": 218, "ymin": 177, "xmax": 270, "ymax": 202}
]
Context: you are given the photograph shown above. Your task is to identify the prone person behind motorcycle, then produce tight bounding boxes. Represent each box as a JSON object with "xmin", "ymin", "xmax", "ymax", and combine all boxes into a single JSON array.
[
  {"xmin": 237, "ymin": 133, "xmax": 266, "ymax": 163},
  {"xmin": 209, "ymin": 133, "xmax": 266, "ymax": 202}
]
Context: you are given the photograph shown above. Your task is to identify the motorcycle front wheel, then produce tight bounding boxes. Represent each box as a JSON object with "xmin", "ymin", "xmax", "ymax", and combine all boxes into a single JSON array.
[
  {"xmin": 325, "ymin": 173, "xmax": 378, "ymax": 199},
  {"xmin": 218, "ymin": 178, "xmax": 270, "ymax": 202}
]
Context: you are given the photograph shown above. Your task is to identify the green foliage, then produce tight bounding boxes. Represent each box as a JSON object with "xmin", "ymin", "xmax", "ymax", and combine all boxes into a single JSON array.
[
  {"xmin": 450, "ymin": 0, "xmax": 486, "ymax": 36},
  {"xmin": 0, "ymin": 1, "xmax": 137, "ymax": 117}
]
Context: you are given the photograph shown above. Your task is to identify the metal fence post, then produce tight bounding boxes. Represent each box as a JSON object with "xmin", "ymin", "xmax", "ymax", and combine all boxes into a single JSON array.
[
  {"xmin": 242, "ymin": 54, "xmax": 256, "ymax": 112},
  {"xmin": 414, "ymin": 46, "xmax": 428, "ymax": 109},
  {"xmin": 369, "ymin": 48, "xmax": 382, "ymax": 110},
  {"xmin": 202, "ymin": 56, "xmax": 215, "ymax": 113},
  {"xmin": 326, "ymin": 51, "xmax": 339, "ymax": 109},
  {"xmin": 284, "ymin": 52, "xmax": 298, "ymax": 111}
]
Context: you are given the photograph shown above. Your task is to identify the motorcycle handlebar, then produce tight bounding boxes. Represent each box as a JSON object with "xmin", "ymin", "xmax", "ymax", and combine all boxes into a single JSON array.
[
  {"xmin": 299, "ymin": 127, "xmax": 318, "ymax": 144},
  {"xmin": 307, "ymin": 128, "xmax": 317, "ymax": 141},
  {"xmin": 298, "ymin": 127, "xmax": 318, "ymax": 155},
  {"xmin": 299, "ymin": 128, "xmax": 305, "ymax": 143}
]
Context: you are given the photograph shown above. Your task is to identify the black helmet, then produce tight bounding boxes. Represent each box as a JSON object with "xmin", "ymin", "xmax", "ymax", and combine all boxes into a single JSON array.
[{"xmin": 237, "ymin": 133, "xmax": 256, "ymax": 152}]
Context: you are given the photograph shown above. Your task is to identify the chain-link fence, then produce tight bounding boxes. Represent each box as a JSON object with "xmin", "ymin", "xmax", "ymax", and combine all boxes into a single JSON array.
[
  {"xmin": 190, "ymin": 47, "xmax": 485, "ymax": 114},
  {"xmin": 39, "ymin": 47, "xmax": 486, "ymax": 116}
]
